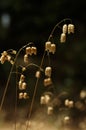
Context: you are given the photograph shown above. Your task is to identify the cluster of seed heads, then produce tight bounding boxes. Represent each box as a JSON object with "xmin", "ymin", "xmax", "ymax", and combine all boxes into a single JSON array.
[
  {"xmin": 60, "ymin": 24, "xmax": 74, "ymax": 43},
  {"xmin": 18, "ymin": 74, "xmax": 29, "ymax": 99},
  {"xmin": 45, "ymin": 41, "xmax": 56, "ymax": 54},
  {"xmin": 0, "ymin": 19, "xmax": 76, "ymax": 125},
  {"xmin": 40, "ymin": 92, "xmax": 54, "ymax": 115},
  {"xmin": 24, "ymin": 46, "xmax": 37, "ymax": 63},
  {"xmin": 0, "ymin": 50, "xmax": 16, "ymax": 64}
]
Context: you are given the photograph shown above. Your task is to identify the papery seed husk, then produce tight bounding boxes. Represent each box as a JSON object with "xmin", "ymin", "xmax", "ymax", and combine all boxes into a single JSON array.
[
  {"xmin": 62, "ymin": 24, "xmax": 67, "ymax": 34},
  {"xmin": 60, "ymin": 33, "xmax": 66, "ymax": 43},
  {"xmin": 26, "ymin": 47, "xmax": 31, "ymax": 55},
  {"xmin": 45, "ymin": 66, "xmax": 52, "ymax": 77},
  {"xmin": 35, "ymin": 71, "xmax": 41, "ymax": 78},
  {"xmin": 24, "ymin": 54, "xmax": 29, "ymax": 63},
  {"xmin": 45, "ymin": 41, "xmax": 51, "ymax": 51},
  {"xmin": 50, "ymin": 44, "xmax": 56, "ymax": 54}
]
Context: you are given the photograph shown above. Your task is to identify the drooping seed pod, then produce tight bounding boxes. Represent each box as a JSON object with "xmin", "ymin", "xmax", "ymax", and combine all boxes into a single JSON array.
[
  {"xmin": 65, "ymin": 99, "xmax": 74, "ymax": 108},
  {"xmin": 12, "ymin": 50, "xmax": 17, "ymax": 54},
  {"xmin": 2, "ymin": 51, "xmax": 7, "ymax": 56},
  {"xmin": 45, "ymin": 41, "xmax": 51, "ymax": 51},
  {"xmin": 7, "ymin": 55, "xmax": 11, "ymax": 61},
  {"xmin": 68, "ymin": 24, "xmax": 75, "ymax": 34},
  {"xmin": 44, "ymin": 94, "xmax": 51, "ymax": 104},
  {"xmin": 18, "ymin": 80, "xmax": 22, "ymax": 89},
  {"xmin": 24, "ymin": 54, "xmax": 29, "ymax": 63},
  {"xmin": 22, "ymin": 67, "xmax": 26, "ymax": 72},
  {"xmin": 65, "ymin": 99, "xmax": 69, "ymax": 107},
  {"xmin": 23, "ymin": 92, "xmax": 29, "ymax": 99},
  {"xmin": 70, "ymin": 24, "xmax": 74, "ymax": 33},
  {"xmin": 47, "ymin": 106, "xmax": 53, "ymax": 115},
  {"xmin": 45, "ymin": 66, "xmax": 52, "ymax": 77},
  {"xmin": 21, "ymin": 82, "xmax": 27, "ymax": 90},
  {"xmin": 31, "ymin": 47, "xmax": 37, "ymax": 55},
  {"xmin": 35, "ymin": 71, "xmax": 41, "ymax": 78},
  {"xmin": 40, "ymin": 96, "xmax": 46, "ymax": 104},
  {"xmin": 19, "ymin": 92, "xmax": 23, "ymax": 99},
  {"xmin": 60, "ymin": 33, "xmax": 66, "ymax": 43},
  {"xmin": 26, "ymin": 47, "xmax": 31, "ymax": 55},
  {"xmin": 50, "ymin": 44, "xmax": 56, "ymax": 54},
  {"xmin": 44, "ymin": 78, "xmax": 52, "ymax": 86},
  {"xmin": 80, "ymin": 90, "xmax": 86, "ymax": 99},
  {"xmin": 63, "ymin": 116, "xmax": 70, "ymax": 124},
  {"xmin": 10, "ymin": 60, "xmax": 14, "ymax": 65},
  {"xmin": 62, "ymin": 24, "xmax": 67, "ymax": 34},
  {"xmin": 0, "ymin": 55, "xmax": 6, "ymax": 64},
  {"xmin": 20, "ymin": 74, "xmax": 25, "ymax": 82},
  {"xmin": 68, "ymin": 100, "xmax": 74, "ymax": 108}
]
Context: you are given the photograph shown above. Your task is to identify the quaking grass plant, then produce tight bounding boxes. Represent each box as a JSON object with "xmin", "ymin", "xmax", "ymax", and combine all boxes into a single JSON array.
[{"xmin": 0, "ymin": 18, "xmax": 75, "ymax": 130}]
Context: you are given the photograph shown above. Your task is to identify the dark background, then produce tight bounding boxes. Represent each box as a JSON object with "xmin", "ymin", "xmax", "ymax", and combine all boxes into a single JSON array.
[{"xmin": 0, "ymin": 0, "xmax": 86, "ymax": 122}]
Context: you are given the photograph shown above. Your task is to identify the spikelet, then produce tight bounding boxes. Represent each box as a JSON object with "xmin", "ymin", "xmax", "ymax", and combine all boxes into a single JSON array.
[
  {"xmin": 31, "ymin": 47, "xmax": 37, "ymax": 55},
  {"xmin": 47, "ymin": 106, "xmax": 53, "ymax": 115},
  {"xmin": 44, "ymin": 94, "xmax": 51, "ymax": 104},
  {"xmin": 50, "ymin": 44, "xmax": 56, "ymax": 54},
  {"xmin": 68, "ymin": 24, "xmax": 74, "ymax": 34},
  {"xmin": 35, "ymin": 71, "xmax": 41, "ymax": 78},
  {"xmin": 23, "ymin": 92, "xmax": 29, "ymax": 99},
  {"xmin": 45, "ymin": 41, "xmax": 51, "ymax": 51},
  {"xmin": 24, "ymin": 54, "xmax": 29, "ymax": 63},
  {"xmin": 45, "ymin": 66, "xmax": 52, "ymax": 77},
  {"xmin": 60, "ymin": 33, "xmax": 66, "ymax": 43},
  {"xmin": 20, "ymin": 74, "xmax": 25, "ymax": 82},
  {"xmin": 40, "ymin": 96, "xmax": 46, "ymax": 104},
  {"xmin": 21, "ymin": 82, "xmax": 27, "ymax": 90},
  {"xmin": 26, "ymin": 47, "xmax": 31, "ymax": 55},
  {"xmin": 62, "ymin": 24, "xmax": 67, "ymax": 34},
  {"xmin": 19, "ymin": 92, "xmax": 23, "ymax": 99},
  {"xmin": 44, "ymin": 78, "xmax": 52, "ymax": 86}
]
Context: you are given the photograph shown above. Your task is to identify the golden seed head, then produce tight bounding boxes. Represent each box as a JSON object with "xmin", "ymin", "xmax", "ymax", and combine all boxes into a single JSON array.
[
  {"xmin": 45, "ymin": 66, "xmax": 52, "ymax": 77},
  {"xmin": 22, "ymin": 67, "xmax": 26, "ymax": 72},
  {"xmin": 40, "ymin": 96, "xmax": 46, "ymax": 104},
  {"xmin": 45, "ymin": 41, "xmax": 51, "ymax": 51},
  {"xmin": 20, "ymin": 74, "xmax": 25, "ymax": 81},
  {"xmin": 60, "ymin": 33, "xmax": 66, "ymax": 43},
  {"xmin": 7, "ymin": 55, "xmax": 11, "ymax": 61},
  {"xmin": 44, "ymin": 94, "xmax": 51, "ymax": 104},
  {"xmin": 44, "ymin": 78, "xmax": 52, "ymax": 86},
  {"xmin": 65, "ymin": 99, "xmax": 69, "ymax": 106},
  {"xmin": 47, "ymin": 106, "xmax": 53, "ymax": 115},
  {"xmin": 65, "ymin": 99, "xmax": 74, "ymax": 108},
  {"xmin": 80, "ymin": 90, "xmax": 86, "ymax": 99},
  {"xmin": 31, "ymin": 47, "xmax": 37, "ymax": 55},
  {"xmin": 62, "ymin": 24, "xmax": 67, "ymax": 34},
  {"xmin": 0, "ymin": 56, "xmax": 6, "ymax": 64},
  {"xmin": 12, "ymin": 50, "xmax": 17, "ymax": 54},
  {"xmin": 68, "ymin": 100, "xmax": 74, "ymax": 108},
  {"xmin": 19, "ymin": 92, "xmax": 23, "ymax": 99},
  {"xmin": 10, "ymin": 60, "xmax": 14, "ymax": 65},
  {"xmin": 50, "ymin": 44, "xmax": 56, "ymax": 54},
  {"xmin": 22, "ymin": 82, "xmax": 27, "ymax": 90},
  {"xmin": 64, "ymin": 116, "xmax": 70, "ymax": 124},
  {"xmin": 23, "ymin": 92, "xmax": 29, "ymax": 99},
  {"xmin": 26, "ymin": 47, "xmax": 31, "ymax": 55},
  {"xmin": 18, "ymin": 81, "xmax": 22, "ymax": 89},
  {"xmin": 24, "ymin": 54, "xmax": 29, "ymax": 63},
  {"xmin": 35, "ymin": 71, "xmax": 41, "ymax": 78},
  {"xmin": 2, "ymin": 51, "xmax": 7, "ymax": 56},
  {"xmin": 68, "ymin": 24, "xmax": 74, "ymax": 34}
]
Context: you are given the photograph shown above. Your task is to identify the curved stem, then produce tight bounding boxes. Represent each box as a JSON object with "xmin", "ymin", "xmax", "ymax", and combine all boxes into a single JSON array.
[
  {"xmin": 0, "ymin": 42, "xmax": 33, "ymax": 111},
  {"xmin": 48, "ymin": 18, "xmax": 72, "ymax": 41},
  {"xmin": 25, "ymin": 19, "xmax": 72, "ymax": 125}
]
